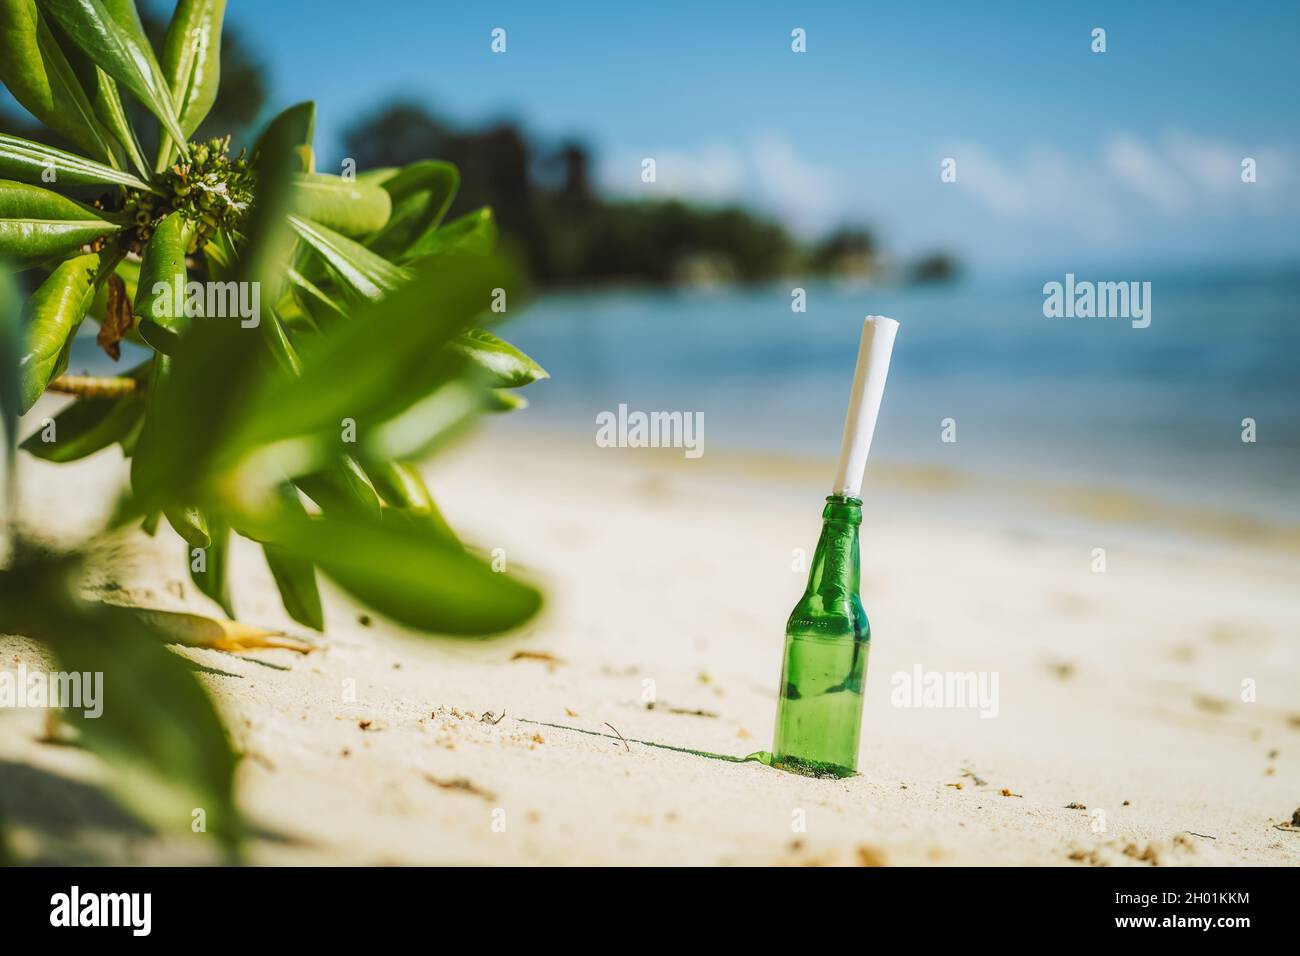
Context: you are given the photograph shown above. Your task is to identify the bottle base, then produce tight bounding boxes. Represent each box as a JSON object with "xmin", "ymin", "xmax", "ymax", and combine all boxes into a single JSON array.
[{"xmin": 771, "ymin": 754, "xmax": 858, "ymax": 780}]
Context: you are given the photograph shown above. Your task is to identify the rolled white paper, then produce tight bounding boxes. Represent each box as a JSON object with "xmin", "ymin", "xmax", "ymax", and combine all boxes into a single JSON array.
[{"xmin": 831, "ymin": 316, "xmax": 899, "ymax": 498}]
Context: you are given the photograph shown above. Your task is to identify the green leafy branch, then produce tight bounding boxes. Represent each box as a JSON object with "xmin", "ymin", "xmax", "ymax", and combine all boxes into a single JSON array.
[{"xmin": 0, "ymin": 0, "xmax": 547, "ymax": 857}]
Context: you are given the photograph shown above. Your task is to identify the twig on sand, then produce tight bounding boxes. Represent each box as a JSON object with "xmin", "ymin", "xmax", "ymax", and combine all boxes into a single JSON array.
[
  {"xmin": 424, "ymin": 774, "xmax": 495, "ymax": 801},
  {"xmin": 604, "ymin": 722, "xmax": 630, "ymax": 751},
  {"xmin": 1185, "ymin": 831, "xmax": 1217, "ymax": 840},
  {"xmin": 511, "ymin": 650, "xmax": 562, "ymax": 664},
  {"xmin": 519, "ymin": 718, "xmax": 766, "ymax": 766},
  {"xmin": 480, "ymin": 709, "xmax": 506, "ymax": 725}
]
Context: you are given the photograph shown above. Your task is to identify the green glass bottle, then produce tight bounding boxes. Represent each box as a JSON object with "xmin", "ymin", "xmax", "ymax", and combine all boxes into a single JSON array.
[
  {"xmin": 771, "ymin": 314, "xmax": 898, "ymax": 779},
  {"xmin": 772, "ymin": 495, "xmax": 869, "ymax": 778}
]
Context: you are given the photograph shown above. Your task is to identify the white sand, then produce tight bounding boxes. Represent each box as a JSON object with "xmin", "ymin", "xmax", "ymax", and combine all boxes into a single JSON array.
[{"xmin": 2, "ymin": 420, "xmax": 1298, "ymax": 865}]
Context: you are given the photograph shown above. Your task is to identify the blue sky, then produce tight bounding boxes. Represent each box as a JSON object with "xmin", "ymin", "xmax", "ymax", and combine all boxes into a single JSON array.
[{"xmin": 165, "ymin": 2, "xmax": 1300, "ymax": 271}]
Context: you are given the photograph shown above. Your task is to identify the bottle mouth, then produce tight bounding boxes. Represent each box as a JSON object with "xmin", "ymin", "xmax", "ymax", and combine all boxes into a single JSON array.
[{"xmin": 822, "ymin": 494, "xmax": 863, "ymax": 523}]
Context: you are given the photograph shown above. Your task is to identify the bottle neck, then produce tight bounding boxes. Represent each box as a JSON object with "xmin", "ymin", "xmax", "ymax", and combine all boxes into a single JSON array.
[{"xmin": 805, "ymin": 495, "xmax": 861, "ymax": 600}]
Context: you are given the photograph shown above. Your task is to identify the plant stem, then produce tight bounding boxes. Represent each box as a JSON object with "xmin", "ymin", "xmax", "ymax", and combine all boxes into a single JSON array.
[{"xmin": 47, "ymin": 375, "xmax": 139, "ymax": 399}]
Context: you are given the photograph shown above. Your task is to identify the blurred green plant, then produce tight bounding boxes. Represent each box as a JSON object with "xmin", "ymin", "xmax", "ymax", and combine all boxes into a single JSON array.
[{"xmin": 0, "ymin": 0, "xmax": 546, "ymax": 856}]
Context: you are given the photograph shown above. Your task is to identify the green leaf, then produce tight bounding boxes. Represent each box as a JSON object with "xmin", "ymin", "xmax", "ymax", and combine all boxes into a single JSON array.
[
  {"xmin": 0, "ymin": 268, "xmax": 20, "ymax": 464},
  {"xmin": 0, "ymin": 554, "xmax": 240, "ymax": 849},
  {"xmin": 128, "ymin": 349, "xmax": 169, "ymax": 498},
  {"xmin": 86, "ymin": 252, "xmax": 137, "ymax": 322},
  {"xmin": 452, "ymin": 328, "xmax": 548, "ymax": 388},
  {"xmin": 0, "ymin": 132, "xmax": 151, "ymax": 190},
  {"xmin": 52, "ymin": 22, "xmax": 149, "ymax": 176},
  {"xmin": 363, "ymin": 377, "xmax": 488, "ymax": 462},
  {"xmin": 287, "ymin": 213, "xmax": 409, "ymax": 302},
  {"xmin": 19, "ymin": 383, "xmax": 144, "ymax": 461},
  {"xmin": 259, "ymin": 307, "xmax": 301, "ymax": 376},
  {"xmin": 126, "ymin": 110, "xmax": 298, "ymax": 510},
  {"xmin": 202, "ymin": 229, "xmax": 235, "ymax": 277},
  {"xmin": 401, "ymin": 206, "xmax": 497, "ymax": 263},
  {"xmin": 261, "ymin": 482, "xmax": 322, "ymax": 630},
  {"xmin": 286, "ymin": 266, "xmax": 346, "ymax": 328},
  {"xmin": 288, "ymin": 173, "xmax": 391, "ymax": 238},
  {"xmin": 0, "ymin": 178, "xmax": 118, "ymax": 267},
  {"xmin": 156, "ymin": 0, "xmax": 226, "ymax": 170},
  {"xmin": 164, "ymin": 504, "xmax": 210, "ymax": 550},
  {"xmin": 364, "ymin": 160, "xmax": 458, "ymax": 259},
  {"xmin": 251, "ymin": 99, "xmax": 314, "ymax": 170},
  {"xmin": 368, "ymin": 460, "xmax": 458, "ymax": 542},
  {"xmin": 18, "ymin": 250, "xmax": 100, "ymax": 411},
  {"xmin": 189, "ymin": 516, "xmax": 234, "ymax": 618},
  {"xmin": 0, "ymin": 0, "xmax": 118, "ymax": 163},
  {"xmin": 354, "ymin": 166, "xmax": 397, "ymax": 187},
  {"xmin": 83, "ymin": 66, "xmax": 148, "ymax": 176},
  {"xmin": 133, "ymin": 210, "xmax": 189, "ymax": 352},
  {"xmin": 40, "ymin": 0, "xmax": 190, "ymax": 158},
  {"xmin": 294, "ymin": 454, "xmax": 381, "ymax": 517},
  {"xmin": 227, "ymin": 252, "xmax": 511, "ymax": 456},
  {"xmin": 487, "ymin": 387, "xmax": 529, "ymax": 412},
  {"xmin": 262, "ymin": 543, "xmax": 322, "ymax": 631},
  {"xmin": 245, "ymin": 502, "xmax": 541, "ymax": 636}
]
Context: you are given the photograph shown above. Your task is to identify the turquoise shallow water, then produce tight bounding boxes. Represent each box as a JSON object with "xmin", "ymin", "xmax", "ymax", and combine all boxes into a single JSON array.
[
  {"xmin": 61, "ymin": 266, "xmax": 1299, "ymax": 521},
  {"xmin": 498, "ymin": 268, "xmax": 1300, "ymax": 521}
]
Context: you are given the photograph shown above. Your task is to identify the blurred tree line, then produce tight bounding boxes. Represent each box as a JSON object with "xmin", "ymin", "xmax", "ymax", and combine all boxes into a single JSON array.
[
  {"xmin": 1, "ymin": 11, "xmax": 957, "ymax": 287},
  {"xmin": 342, "ymin": 103, "xmax": 797, "ymax": 285},
  {"xmin": 342, "ymin": 104, "xmax": 957, "ymax": 287}
]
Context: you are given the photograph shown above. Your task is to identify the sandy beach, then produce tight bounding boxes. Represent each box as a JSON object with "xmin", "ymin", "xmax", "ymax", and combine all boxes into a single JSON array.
[{"xmin": 2, "ymin": 411, "xmax": 1298, "ymax": 866}]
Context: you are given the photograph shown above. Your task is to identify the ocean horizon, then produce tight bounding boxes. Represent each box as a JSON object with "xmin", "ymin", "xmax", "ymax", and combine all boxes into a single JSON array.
[
  {"xmin": 58, "ymin": 263, "xmax": 1299, "ymax": 522},
  {"xmin": 499, "ymin": 265, "xmax": 1300, "ymax": 521}
]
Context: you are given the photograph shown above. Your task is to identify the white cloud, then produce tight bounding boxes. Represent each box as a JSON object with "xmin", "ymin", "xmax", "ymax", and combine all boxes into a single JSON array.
[
  {"xmin": 598, "ymin": 132, "xmax": 841, "ymax": 237},
  {"xmin": 1104, "ymin": 134, "xmax": 1189, "ymax": 212},
  {"xmin": 599, "ymin": 142, "xmax": 743, "ymax": 203},
  {"xmin": 955, "ymin": 143, "xmax": 1106, "ymax": 219},
  {"xmin": 958, "ymin": 132, "xmax": 1296, "ymax": 225},
  {"xmin": 750, "ymin": 132, "xmax": 840, "ymax": 237}
]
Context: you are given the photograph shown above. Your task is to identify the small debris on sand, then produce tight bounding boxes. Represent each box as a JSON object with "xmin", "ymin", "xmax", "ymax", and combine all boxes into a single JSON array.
[
  {"xmin": 1065, "ymin": 802, "xmax": 1087, "ymax": 810},
  {"xmin": 1046, "ymin": 660, "xmax": 1076, "ymax": 680},
  {"xmin": 662, "ymin": 704, "xmax": 718, "ymax": 717},
  {"xmin": 960, "ymin": 767, "xmax": 988, "ymax": 787},
  {"xmin": 511, "ymin": 650, "xmax": 561, "ymax": 664},
  {"xmin": 1000, "ymin": 788, "xmax": 1023, "ymax": 798},
  {"xmin": 424, "ymin": 774, "xmax": 495, "ymax": 801},
  {"xmin": 856, "ymin": 845, "xmax": 887, "ymax": 867}
]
